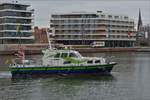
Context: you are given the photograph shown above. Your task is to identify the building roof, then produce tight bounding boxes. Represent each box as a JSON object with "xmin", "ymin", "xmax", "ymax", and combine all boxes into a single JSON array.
[
  {"xmin": 52, "ymin": 11, "xmax": 97, "ymax": 16},
  {"xmin": 0, "ymin": 1, "xmax": 30, "ymax": 7},
  {"xmin": 51, "ymin": 11, "xmax": 134, "ymax": 21}
]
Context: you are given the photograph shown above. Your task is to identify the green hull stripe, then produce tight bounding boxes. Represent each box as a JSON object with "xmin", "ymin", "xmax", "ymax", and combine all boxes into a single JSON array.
[{"xmin": 10, "ymin": 63, "xmax": 116, "ymax": 72}]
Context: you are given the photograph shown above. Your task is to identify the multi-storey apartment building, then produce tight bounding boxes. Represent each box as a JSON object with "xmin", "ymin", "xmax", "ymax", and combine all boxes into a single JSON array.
[
  {"xmin": 50, "ymin": 11, "xmax": 136, "ymax": 47},
  {"xmin": 0, "ymin": 1, "xmax": 34, "ymax": 44}
]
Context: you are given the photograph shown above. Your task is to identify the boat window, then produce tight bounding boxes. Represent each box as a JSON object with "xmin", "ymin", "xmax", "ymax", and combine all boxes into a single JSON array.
[
  {"xmin": 54, "ymin": 53, "xmax": 61, "ymax": 58},
  {"xmin": 95, "ymin": 60, "xmax": 100, "ymax": 63},
  {"xmin": 74, "ymin": 51, "xmax": 83, "ymax": 58},
  {"xmin": 63, "ymin": 61, "xmax": 71, "ymax": 64},
  {"xmin": 61, "ymin": 53, "xmax": 68, "ymax": 58},
  {"xmin": 87, "ymin": 60, "xmax": 93, "ymax": 64},
  {"xmin": 69, "ymin": 53, "xmax": 78, "ymax": 58}
]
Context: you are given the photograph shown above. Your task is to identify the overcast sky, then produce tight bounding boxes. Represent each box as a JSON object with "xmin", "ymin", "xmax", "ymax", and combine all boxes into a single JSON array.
[{"xmin": 11, "ymin": 0, "xmax": 150, "ymax": 27}]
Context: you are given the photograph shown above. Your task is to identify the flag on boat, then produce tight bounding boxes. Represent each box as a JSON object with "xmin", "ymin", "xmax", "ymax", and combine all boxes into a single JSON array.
[{"xmin": 15, "ymin": 47, "xmax": 25, "ymax": 64}]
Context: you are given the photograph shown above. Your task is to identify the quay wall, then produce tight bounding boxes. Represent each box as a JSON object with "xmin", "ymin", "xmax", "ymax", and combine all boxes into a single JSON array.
[
  {"xmin": 0, "ymin": 44, "xmax": 150, "ymax": 55},
  {"xmin": 0, "ymin": 44, "xmax": 48, "ymax": 55},
  {"xmin": 75, "ymin": 47, "xmax": 150, "ymax": 53}
]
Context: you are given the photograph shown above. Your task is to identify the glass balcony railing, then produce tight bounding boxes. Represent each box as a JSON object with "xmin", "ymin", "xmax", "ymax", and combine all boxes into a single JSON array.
[
  {"xmin": 0, "ymin": 11, "xmax": 32, "ymax": 17},
  {"xmin": 2, "ymin": 32, "xmax": 32, "ymax": 37}
]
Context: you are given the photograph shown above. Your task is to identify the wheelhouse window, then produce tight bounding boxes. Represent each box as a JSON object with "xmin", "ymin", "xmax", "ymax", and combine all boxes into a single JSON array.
[
  {"xmin": 54, "ymin": 53, "xmax": 61, "ymax": 58},
  {"xmin": 63, "ymin": 61, "xmax": 71, "ymax": 64},
  {"xmin": 87, "ymin": 60, "xmax": 93, "ymax": 64},
  {"xmin": 69, "ymin": 53, "xmax": 78, "ymax": 58},
  {"xmin": 74, "ymin": 51, "xmax": 83, "ymax": 58},
  {"xmin": 61, "ymin": 53, "xmax": 68, "ymax": 58},
  {"xmin": 95, "ymin": 60, "xmax": 100, "ymax": 63}
]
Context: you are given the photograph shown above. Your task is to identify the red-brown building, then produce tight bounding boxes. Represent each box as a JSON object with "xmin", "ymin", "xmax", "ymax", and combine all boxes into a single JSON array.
[{"xmin": 33, "ymin": 27, "xmax": 49, "ymax": 43}]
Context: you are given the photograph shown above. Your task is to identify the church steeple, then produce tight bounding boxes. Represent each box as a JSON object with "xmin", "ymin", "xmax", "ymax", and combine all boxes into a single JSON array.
[{"xmin": 137, "ymin": 8, "xmax": 143, "ymax": 30}]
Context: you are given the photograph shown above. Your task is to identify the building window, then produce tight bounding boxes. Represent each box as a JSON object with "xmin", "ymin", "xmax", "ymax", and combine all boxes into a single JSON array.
[
  {"xmin": 117, "ymin": 31, "xmax": 120, "ymax": 33},
  {"xmin": 69, "ymin": 53, "xmax": 78, "ymax": 58},
  {"xmin": 87, "ymin": 60, "xmax": 93, "ymax": 64},
  {"xmin": 108, "ymin": 15, "xmax": 112, "ymax": 18},
  {"xmin": 95, "ymin": 60, "xmax": 100, "ymax": 63},
  {"xmin": 124, "ymin": 16, "xmax": 128, "ymax": 19},
  {"xmin": 117, "ymin": 35, "xmax": 120, "ymax": 38},
  {"xmin": 54, "ymin": 53, "xmax": 61, "ymax": 58},
  {"xmin": 61, "ymin": 53, "xmax": 68, "ymax": 58},
  {"xmin": 101, "ymin": 15, "xmax": 105, "ymax": 18},
  {"xmin": 115, "ymin": 16, "xmax": 119, "ymax": 19}
]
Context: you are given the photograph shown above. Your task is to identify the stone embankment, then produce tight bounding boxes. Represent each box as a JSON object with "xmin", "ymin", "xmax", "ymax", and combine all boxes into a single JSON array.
[
  {"xmin": 0, "ymin": 44, "xmax": 48, "ymax": 55},
  {"xmin": 0, "ymin": 44, "xmax": 150, "ymax": 55}
]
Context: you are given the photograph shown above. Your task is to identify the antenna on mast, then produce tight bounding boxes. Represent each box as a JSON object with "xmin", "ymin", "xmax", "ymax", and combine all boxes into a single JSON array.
[{"xmin": 46, "ymin": 28, "xmax": 52, "ymax": 49}]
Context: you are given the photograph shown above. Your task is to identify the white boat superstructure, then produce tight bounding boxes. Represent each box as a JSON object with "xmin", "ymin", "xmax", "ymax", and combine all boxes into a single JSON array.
[{"xmin": 42, "ymin": 49, "xmax": 108, "ymax": 67}]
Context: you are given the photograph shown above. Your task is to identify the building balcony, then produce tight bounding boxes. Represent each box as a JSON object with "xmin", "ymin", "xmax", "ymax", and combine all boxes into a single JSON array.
[
  {"xmin": 54, "ymin": 27, "xmax": 106, "ymax": 30},
  {"xmin": 53, "ymin": 27, "xmax": 135, "ymax": 32},
  {"xmin": 0, "ymin": 23, "xmax": 32, "ymax": 26},
  {"xmin": 54, "ymin": 37, "xmax": 136, "ymax": 41},
  {"xmin": 50, "ymin": 22, "xmax": 134, "ymax": 27},
  {"xmin": 0, "ymin": 30, "xmax": 32, "ymax": 33},
  {"xmin": 0, "ymin": 36, "xmax": 34, "ymax": 40},
  {"xmin": 104, "ymin": 38, "xmax": 136, "ymax": 41},
  {"xmin": 0, "ymin": 16, "xmax": 33, "ymax": 19},
  {"xmin": 0, "ymin": 9, "xmax": 33, "ymax": 13},
  {"xmin": 0, "ymin": 1, "xmax": 30, "ymax": 6},
  {"xmin": 51, "ymin": 17, "xmax": 134, "ymax": 22},
  {"xmin": 55, "ymin": 33, "xmax": 106, "ymax": 36},
  {"xmin": 108, "ymin": 33, "xmax": 136, "ymax": 36},
  {"xmin": 106, "ymin": 23, "xmax": 134, "ymax": 27},
  {"xmin": 109, "ymin": 28, "xmax": 134, "ymax": 31},
  {"xmin": 55, "ymin": 33, "xmax": 136, "ymax": 37},
  {"xmin": 99, "ymin": 18, "xmax": 134, "ymax": 22}
]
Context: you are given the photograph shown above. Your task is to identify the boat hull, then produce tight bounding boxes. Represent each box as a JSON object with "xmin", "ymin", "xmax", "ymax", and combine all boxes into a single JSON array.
[{"xmin": 10, "ymin": 63, "xmax": 117, "ymax": 77}]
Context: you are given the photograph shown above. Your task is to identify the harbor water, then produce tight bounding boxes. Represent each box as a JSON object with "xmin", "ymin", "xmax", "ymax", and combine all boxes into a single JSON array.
[{"xmin": 0, "ymin": 52, "xmax": 150, "ymax": 100}]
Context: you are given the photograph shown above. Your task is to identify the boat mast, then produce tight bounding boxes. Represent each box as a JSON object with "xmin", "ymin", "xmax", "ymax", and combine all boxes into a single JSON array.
[
  {"xmin": 46, "ymin": 28, "xmax": 52, "ymax": 49},
  {"xmin": 16, "ymin": 24, "xmax": 25, "ymax": 64}
]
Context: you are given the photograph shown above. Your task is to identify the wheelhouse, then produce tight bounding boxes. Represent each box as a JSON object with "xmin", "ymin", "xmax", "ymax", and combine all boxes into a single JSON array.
[{"xmin": 54, "ymin": 50, "xmax": 83, "ymax": 58}]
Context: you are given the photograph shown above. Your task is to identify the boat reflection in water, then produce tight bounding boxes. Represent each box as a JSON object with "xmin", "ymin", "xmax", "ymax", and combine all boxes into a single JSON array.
[{"xmin": 11, "ymin": 74, "xmax": 115, "ymax": 85}]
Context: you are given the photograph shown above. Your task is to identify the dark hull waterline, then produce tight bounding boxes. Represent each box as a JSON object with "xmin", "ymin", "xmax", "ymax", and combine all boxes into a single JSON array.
[{"xmin": 10, "ymin": 63, "xmax": 116, "ymax": 78}]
